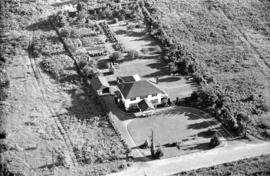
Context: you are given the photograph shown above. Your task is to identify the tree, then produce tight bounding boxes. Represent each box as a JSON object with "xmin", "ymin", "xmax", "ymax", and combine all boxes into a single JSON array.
[
  {"xmin": 209, "ymin": 133, "xmax": 220, "ymax": 148},
  {"xmin": 70, "ymin": 29, "xmax": 80, "ymax": 38},
  {"xmin": 155, "ymin": 148, "xmax": 164, "ymax": 159},
  {"xmin": 237, "ymin": 112, "xmax": 251, "ymax": 137},
  {"xmin": 110, "ymin": 51, "xmax": 122, "ymax": 62},
  {"xmin": 168, "ymin": 62, "xmax": 178, "ymax": 74},
  {"xmin": 60, "ymin": 28, "xmax": 70, "ymax": 38},
  {"xmin": 82, "ymin": 65, "xmax": 99, "ymax": 79},
  {"xmin": 127, "ymin": 50, "xmax": 139, "ymax": 59},
  {"xmin": 77, "ymin": 2, "xmax": 87, "ymax": 12}
]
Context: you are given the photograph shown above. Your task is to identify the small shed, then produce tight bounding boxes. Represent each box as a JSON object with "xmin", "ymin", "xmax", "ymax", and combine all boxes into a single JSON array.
[
  {"xmin": 91, "ymin": 76, "xmax": 111, "ymax": 95},
  {"xmin": 138, "ymin": 99, "xmax": 154, "ymax": 112}
]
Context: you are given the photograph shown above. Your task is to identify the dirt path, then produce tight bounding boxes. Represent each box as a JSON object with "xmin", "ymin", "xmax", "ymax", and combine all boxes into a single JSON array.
[
  {"xmin": 27, "ymin": 40, "xmax": 78, "ymax": 169},
  {"xmin": 108, "ymin": 141, "xmax": 270, "ymax": 176}
]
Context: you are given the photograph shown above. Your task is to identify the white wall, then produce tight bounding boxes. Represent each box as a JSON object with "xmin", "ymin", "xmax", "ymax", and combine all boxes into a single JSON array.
[{"xmin": 122, "ymin": 93, "xmax": 164, "ymax": 110}]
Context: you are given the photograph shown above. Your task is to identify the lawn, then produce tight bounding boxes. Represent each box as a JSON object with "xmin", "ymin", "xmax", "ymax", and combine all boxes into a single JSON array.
[
  {"xmin": 127, "ymin": 107, "xmax": 230, "ymax": 158},
  {"xmin": 101, "ymin": 20, "xmax": 197, "ymax": 100}
]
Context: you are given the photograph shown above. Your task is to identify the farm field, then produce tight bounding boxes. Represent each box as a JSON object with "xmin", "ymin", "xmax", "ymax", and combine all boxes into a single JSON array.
[
  {"xmin": 150, "ymin": 0, "xmax": 270, "ymax": 136},
  {"xmin": 127, "ymin": 106, "xmax": 231, "ymax": 158}
]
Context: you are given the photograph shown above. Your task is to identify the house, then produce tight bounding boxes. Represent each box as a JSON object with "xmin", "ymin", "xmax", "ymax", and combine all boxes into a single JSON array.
[
  {"xmin": 117, "ymin": 79, "xmax": 168, "ymax": 111},
  {"xmin": 91, "ymin": 76, "xmax": 111, "ymax": 95}
]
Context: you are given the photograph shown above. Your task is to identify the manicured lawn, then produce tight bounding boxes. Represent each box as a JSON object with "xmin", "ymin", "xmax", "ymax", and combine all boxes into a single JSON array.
[{"xmin": 127, "ymin": 107, "xmax": 228, "ymax": 158}]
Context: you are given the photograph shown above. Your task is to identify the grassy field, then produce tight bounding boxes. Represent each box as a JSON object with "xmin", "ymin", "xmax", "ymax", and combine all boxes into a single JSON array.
[
  {"xmin": 175, "ymin": 154, "xmax": 270, "ymax": 176},
  {"xmin": 149, "ymin": 0, "xmax": 270, "ymax": 136}
]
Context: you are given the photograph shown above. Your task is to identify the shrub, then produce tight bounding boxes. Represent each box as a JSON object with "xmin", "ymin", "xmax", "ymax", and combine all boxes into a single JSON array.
[
  {"xmin": 60, "ymin": 28, "xmax": 70, "ymax": 38},
  {"xmin": 209, "ymin": 134, "xmax": 220, "ymax": 148},
  {"xmin": 82, "ymin": 65, "xmax": 99, "ymax": 79},
  {"xmin": 127, "ymin": 50, "xmax": 139, "ymax": 59}
]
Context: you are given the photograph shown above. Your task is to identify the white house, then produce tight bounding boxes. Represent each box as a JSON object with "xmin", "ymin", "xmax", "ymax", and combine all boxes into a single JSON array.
[{"xmin": 117, "ymin": 79, "xmax": 168, "ymax": 111}]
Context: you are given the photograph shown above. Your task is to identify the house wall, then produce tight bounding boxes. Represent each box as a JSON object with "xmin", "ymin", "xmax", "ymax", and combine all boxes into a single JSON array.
[{"xmin": 122, "ymin": 93, "xmax": 164, "ymax": 110}]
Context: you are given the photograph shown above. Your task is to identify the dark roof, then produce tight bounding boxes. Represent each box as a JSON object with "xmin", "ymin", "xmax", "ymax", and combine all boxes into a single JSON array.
[
  {"xmin": 138, "ymin": 99, "xmax": 154, "ymax": 111},
  {"xmin": 91, "ymin": 76, "xmax": 110, "ymax": 90},
  {"xmin": 117, "ymin": 76, "xmax": 136, "ymax": 83},
  {"xmin": 118, "ymin": 80, "xmax": 165, "ymax": 99}
]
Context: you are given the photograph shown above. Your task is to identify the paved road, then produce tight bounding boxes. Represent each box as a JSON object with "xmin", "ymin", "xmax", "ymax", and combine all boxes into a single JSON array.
[{"xmin": 108, "ymin": 141, "xmax": 270, "ymax": 176}]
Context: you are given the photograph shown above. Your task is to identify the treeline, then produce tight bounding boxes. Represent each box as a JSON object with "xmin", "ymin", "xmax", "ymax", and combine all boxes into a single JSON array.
[{"xmin": 141, "ymin": 2, "xmax": 270, "ymax": 137}]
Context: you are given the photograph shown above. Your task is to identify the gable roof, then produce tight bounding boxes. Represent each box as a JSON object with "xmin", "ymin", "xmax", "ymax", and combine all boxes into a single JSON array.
[
  {"xmin": 91, "ymin": 76, "xmax": 110, "ymax": 90},
  {"xmin": 118, "ymin": 80, "xmax": 165, "ymax": 99}
]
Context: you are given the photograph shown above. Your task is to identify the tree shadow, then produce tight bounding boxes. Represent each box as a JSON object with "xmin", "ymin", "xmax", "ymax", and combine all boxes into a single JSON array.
[
  {"xmin": 65, "ymin": 84, "xmax": 103, "ymax": 121},
  {"xmin": 196, "ymin": 129, "xmax": 218, "ymax": 138},
  {"xmin": 26, "ymin": 19, "xmax": 54, "ymax": 32},
  {"xmin": 59, "ymin": 74, "xmax": 81, "ymax": 84},
  {"xmin": 51, "ymin": 0, "xmax": 78, "ymax": 7},
  {"xmin": 159, "ymin": 76, "xmax": 181, "ymax": 83},
  {"xmin": 187, "ymin": 120, "xmax": 217, "ymax": 130},
  {"xmin": 182, "ymin": 142, "xmax": 210, "ymax": 151}
]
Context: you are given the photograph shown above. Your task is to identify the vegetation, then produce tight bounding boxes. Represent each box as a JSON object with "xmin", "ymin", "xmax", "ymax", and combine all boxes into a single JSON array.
[
  {"xmin": 143, "ymin": 0, "xmax": 270, "ymax": 138},
  {"xmin": 176, "ymin": 154, "xmax": 270, "ymax": 176},
  {"xmin": 110, "ymin": 51, "xmax": 123, "ymax": 62},
  {"xmin": 0, "ymin": 0, "xmax": 45, "ymax": 175}
]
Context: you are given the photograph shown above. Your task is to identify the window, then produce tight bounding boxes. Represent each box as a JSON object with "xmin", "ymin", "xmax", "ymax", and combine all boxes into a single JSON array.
[
  {"xmin": 130, "ymin": 97, "xmax": 136, "ymax": 101},
  {"xmin": 152, "ymin": 93, "xmax": 157, "ymax": 97},
  {"xmin": 151, "ymin": 99, "xmax": 158, "ymax": 104},
  {"xmin": 140, "ymin": 95, "xmax": 148, "ymax": 99}
]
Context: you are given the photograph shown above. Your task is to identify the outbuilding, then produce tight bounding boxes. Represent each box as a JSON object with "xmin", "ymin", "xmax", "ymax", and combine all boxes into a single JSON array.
[{"xmin": 91, "ymin": 76, "xmax": 111, "ymax": 95}]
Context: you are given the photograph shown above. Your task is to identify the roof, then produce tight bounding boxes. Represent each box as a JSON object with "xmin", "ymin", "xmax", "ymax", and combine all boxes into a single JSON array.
[
  {"xmin": 138, "ymin": 99, "xmax": 154, "ymax": 111},
  {"xmin": 91, "ymin": 76, "xmax": 110, "ymax": 90},
  {"xmin": 118, "ymin": 80, "xmax": 165, "ymax": 99},
  {"xmin": 117, "ymin": 74, "xmax": 141, "ymax": 84}
]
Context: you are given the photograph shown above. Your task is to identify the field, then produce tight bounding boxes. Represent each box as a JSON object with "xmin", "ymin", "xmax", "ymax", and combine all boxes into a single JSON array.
[
  {"xmin": 175, "ymin": 154, "xmax": 270, "ymax": 176},
  {"xmin": 0, "ymin": 1, "xmax": 128, "ymax": 176},
  {"xmin": 149, "ymin": 0, "xmax": 270, "ymax": 136},
  {"xmin": 128, "ymin": 107, "xmax": 231, "ymax": 158}
]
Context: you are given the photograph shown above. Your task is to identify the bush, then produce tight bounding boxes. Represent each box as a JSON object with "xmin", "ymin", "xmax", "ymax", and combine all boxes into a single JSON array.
[
  {"xmin": 82, "ymin": 65, "xmax": 99, "ymax": 79},
  {"xmin": 209, "ymin": 134, "xmax": 220, "ymax": 148},
  {"xmin": 127, "ymin": 50, "xmax": 139, "ymax": 59},
  {"xmin": 60, "ymin": 28, "xmax": 70, "ymax": 38}
]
